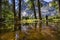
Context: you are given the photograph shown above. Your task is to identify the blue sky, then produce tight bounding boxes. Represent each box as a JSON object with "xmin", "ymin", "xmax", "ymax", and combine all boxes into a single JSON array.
[
  {"xmin": 44, "ymin": 0, "xmax": 52, "ymax": 2},
  {"xmin": 24, "ymin": 0, "xmax": 53, "ymax": 2},
  {"xmin": 9, "ymin": 0, "xmax": 53, "ymax": 3}
]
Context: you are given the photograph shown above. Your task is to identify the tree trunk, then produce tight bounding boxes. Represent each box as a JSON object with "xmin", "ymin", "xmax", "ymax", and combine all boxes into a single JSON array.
[
  {"xmin": 39, "ymin": 22, "xmax": 42, "ymax": 31},
  {"xmin": 12, "ymin": 0, "xmax": 17, "ymax": 31},
  {"xmin": 37, "ymin": 0, "xmax": 42, "ymax": 20},
  {"xmin": 37, "ymin": 0, "xmax": 42, "ymax": 31},
  {"xmin": 32, "ymin": 0, "xmax": 37, "ymax": 19},
  {"xmin": 0, "ymin": 0, "xmax": 3, "ymax": 28},
  {"xmin": 46, "ymin": 15, "xmax": 48, "ymax": 26},
  {"xmin": 0, "ymin": 0, "xmax": 2, "ymax": 19},
  {"xmin": 18, "ymin": 0, "xmax": 21, "ymax": 31}
]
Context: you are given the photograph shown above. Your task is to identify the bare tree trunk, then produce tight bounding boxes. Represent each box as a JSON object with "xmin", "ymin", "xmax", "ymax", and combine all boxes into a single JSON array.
[
  {"xmin": 37, "ymin": 0, "xmax": 42, "ymax": 31},
  {"xmin": 18, "ymin": 0, "xmax": 21, "ymax": 31},
  {"xmin": 37, "ymin": 0, "xmax": 42, "ymax": 20},
  {"xmin": 46, "ymin": 15, "xmax": 48, "ymax": 26},
  {"xmin": 12, "ymin": 0, "xmax": 18, "ymax": 40},
  {"xmin": 12, "ymin": 0, "xmax": 17, "ymax": 31},
  {"xmin": 0, "ymin": 0, "xmax": 2, "ymax": 19},
  {"xmin": 35, "ymin": 23, "xmax": 37, "ymax": 30},
  {"xmin": 39, "ymin": 22, "xmax": 42, "ymax": 31},
  {"xmin": 0, "ymin": 0, "xmax": 3, "ymax": 27},
  {"xmin": 32, "ymin": 0, "xmax": 37, "ymax": 19}
]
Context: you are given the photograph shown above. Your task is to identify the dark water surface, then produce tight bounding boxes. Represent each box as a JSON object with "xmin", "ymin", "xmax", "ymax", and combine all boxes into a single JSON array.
[{"xmin": 0, "ymin": 22, "xmax": 60, "ymax": 40}]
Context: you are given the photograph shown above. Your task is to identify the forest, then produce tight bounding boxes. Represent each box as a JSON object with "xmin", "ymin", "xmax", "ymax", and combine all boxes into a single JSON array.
[{"xmin": 0, "ymin": 0, "xmax": 60, "ymax": 40}]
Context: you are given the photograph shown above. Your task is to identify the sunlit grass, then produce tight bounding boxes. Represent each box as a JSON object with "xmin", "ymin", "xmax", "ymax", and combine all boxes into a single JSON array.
[{"xmin": 21, "ymin": 19, "xmax": 60, "ymax": 24}]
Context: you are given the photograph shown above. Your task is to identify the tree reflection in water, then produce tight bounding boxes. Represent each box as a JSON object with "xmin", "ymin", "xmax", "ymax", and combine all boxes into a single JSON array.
[{"xmin": 0, "ymin": 22, "xmax": 60, "ymax": 40}]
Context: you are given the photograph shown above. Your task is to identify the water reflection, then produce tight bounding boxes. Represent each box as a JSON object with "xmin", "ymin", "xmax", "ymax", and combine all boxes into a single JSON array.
[{"xmin": 0, "ymin": 22, "xmax": 60, "ymax": 40}]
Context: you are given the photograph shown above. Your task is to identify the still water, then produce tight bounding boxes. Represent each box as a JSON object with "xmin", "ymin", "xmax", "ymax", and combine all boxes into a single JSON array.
[{"xmin": 0, "ymin": 22, "xmax": 60, "ymax": 40}]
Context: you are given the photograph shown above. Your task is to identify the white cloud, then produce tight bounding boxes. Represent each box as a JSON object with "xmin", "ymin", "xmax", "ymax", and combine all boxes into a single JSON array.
[
  {"xmin": 21, "ymin": 11, "xmax": 28, "ymax": 16},
  {"xmin": 24, "ymin": 0, "xmax": 28, "ymax": 2},
  {"xmin": 22, "ymin": 11, "xmax": 26, "ymax": 16}
]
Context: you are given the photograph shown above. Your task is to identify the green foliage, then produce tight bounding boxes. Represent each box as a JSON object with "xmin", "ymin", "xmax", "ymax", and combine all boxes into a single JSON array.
[
  {"xmin": 48, "ymin": 15, "xmax": 60, "ymax": 22},
  {"xmin": 27, "ymin": 0, "xmax": 34, "ymax": 10},
  {"xmin": 27, "ymin": 0, "xmax": 42, "ymax": 10},
  {"xmin": 0, "ymin": 0, "xmax": 14, "ymax": 31},
  {"xmin": 51, "ymin": 1, "xmax": 59, "ymax": 11}
]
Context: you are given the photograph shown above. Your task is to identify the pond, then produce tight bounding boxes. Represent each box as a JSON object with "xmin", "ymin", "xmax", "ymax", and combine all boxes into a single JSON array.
[{"xmin": 0, "ymin": 22, "xmax": 60, "ymax": 40}]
